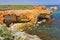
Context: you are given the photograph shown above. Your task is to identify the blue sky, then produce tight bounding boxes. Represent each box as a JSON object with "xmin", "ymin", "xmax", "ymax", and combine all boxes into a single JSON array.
[{"xmin": 0, "ymin": 0, "xmax": 60, "ymax": 5}]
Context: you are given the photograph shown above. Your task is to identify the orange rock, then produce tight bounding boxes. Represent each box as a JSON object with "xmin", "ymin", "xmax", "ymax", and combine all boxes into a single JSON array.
[{"xmin": 0, "ymin": 15, "xmax": 3, "ymax": 24}]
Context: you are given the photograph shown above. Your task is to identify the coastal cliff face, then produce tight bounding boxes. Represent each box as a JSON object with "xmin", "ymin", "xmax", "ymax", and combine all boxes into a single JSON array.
[{"xmin": 0, "ymin": 6, "xmax": 53, "ymax": 27}]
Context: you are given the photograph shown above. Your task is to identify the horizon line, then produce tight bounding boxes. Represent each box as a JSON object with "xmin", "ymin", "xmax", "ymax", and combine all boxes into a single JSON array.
[{"xmin": 0, "ymin": 4, "xmax": 60, "ymax": 6}]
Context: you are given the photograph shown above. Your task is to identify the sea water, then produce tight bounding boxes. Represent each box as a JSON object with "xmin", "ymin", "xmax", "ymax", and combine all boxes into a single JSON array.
[{"xmin": 26, "ymin": 5, "xmax": 60, "ymax": 40}]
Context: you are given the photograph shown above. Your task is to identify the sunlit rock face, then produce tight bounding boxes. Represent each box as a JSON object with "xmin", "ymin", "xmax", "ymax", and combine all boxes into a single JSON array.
[
  {"xmin": 11, "ymin": 31, "xmax": 42, "ymax": 40},
  {"xmin": 36, "ymin": 6, "xmax": 53, "ymax": 21},
  {"xmin": 50, "ymin": 6, "xmax": 58, "ymax": 11},
  {"xmin": 10, "ymin": 23, "xmax": 36, "ymax": 31},
  {"xmin": 0, "ymin": 6, "xmax": 54, "ymax": 27},
  {"xmin": 9, "ymin": 23, "xmax": 42, "ymax": 40}
]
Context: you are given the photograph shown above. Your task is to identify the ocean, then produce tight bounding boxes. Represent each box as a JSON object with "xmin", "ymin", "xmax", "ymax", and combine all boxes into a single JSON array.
[{"xmin": 26, "ymin": 5, "xmax": 60, "ymax": 40}]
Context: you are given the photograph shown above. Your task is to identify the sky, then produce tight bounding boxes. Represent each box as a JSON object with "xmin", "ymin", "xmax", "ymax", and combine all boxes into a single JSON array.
[{"xmin": 0, "ymin": 0, "xmax": 60, "ymax": 5}]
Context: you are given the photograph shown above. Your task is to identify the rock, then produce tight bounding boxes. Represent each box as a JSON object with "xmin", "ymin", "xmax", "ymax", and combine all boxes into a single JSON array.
[
  {"xmin": 11, "ymin": 31, "xmax": 42, "ymax": 40},
  {"xmin": 10, "ymin": 23, "xmax": 35, "ymax": 31},
  {"xmin": 0, "ymin": 24, "xmax": 42, "ymax": 40},
  {"xmin": 50, "ymin": 6, "xmax": 58, "ymax": 11}
]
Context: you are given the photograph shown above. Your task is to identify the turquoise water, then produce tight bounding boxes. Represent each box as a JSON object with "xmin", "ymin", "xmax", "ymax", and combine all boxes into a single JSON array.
[
  {"xmin": 48, "ymin": 11, "xmax": 60, "ymax": 40},
  {"xmin": 37, "ymin": 6, "xmax": 60, "ymax": 40},
  {"xmin": 38, "ymin": 9, "xmax": 60, "ymax": 40},
  {"xmin": 26, "ymin": 5, "xmax": 60, "ymax": 40},
  {"xmin": 38, "ymin": 11, "xmax": 60, "ymax": 40}
]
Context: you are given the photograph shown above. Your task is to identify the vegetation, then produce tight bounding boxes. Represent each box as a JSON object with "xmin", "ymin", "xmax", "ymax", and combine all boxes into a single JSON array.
[
  {"xmin": 0, "ymin": 24, "xmax": 13, "ymax": 40},
  {"xmin": 0, "ymin": 5, "xmax": 34, "ymax": 10},
  {"xmin": 0, "ymin": 24, "xmax": 41, "ymax": 40}
]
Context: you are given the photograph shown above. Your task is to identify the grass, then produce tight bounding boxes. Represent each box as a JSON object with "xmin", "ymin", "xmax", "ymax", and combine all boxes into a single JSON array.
[{"xmin": 0, "ymin": 5, "xmax": 34, "ymax": 10}]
